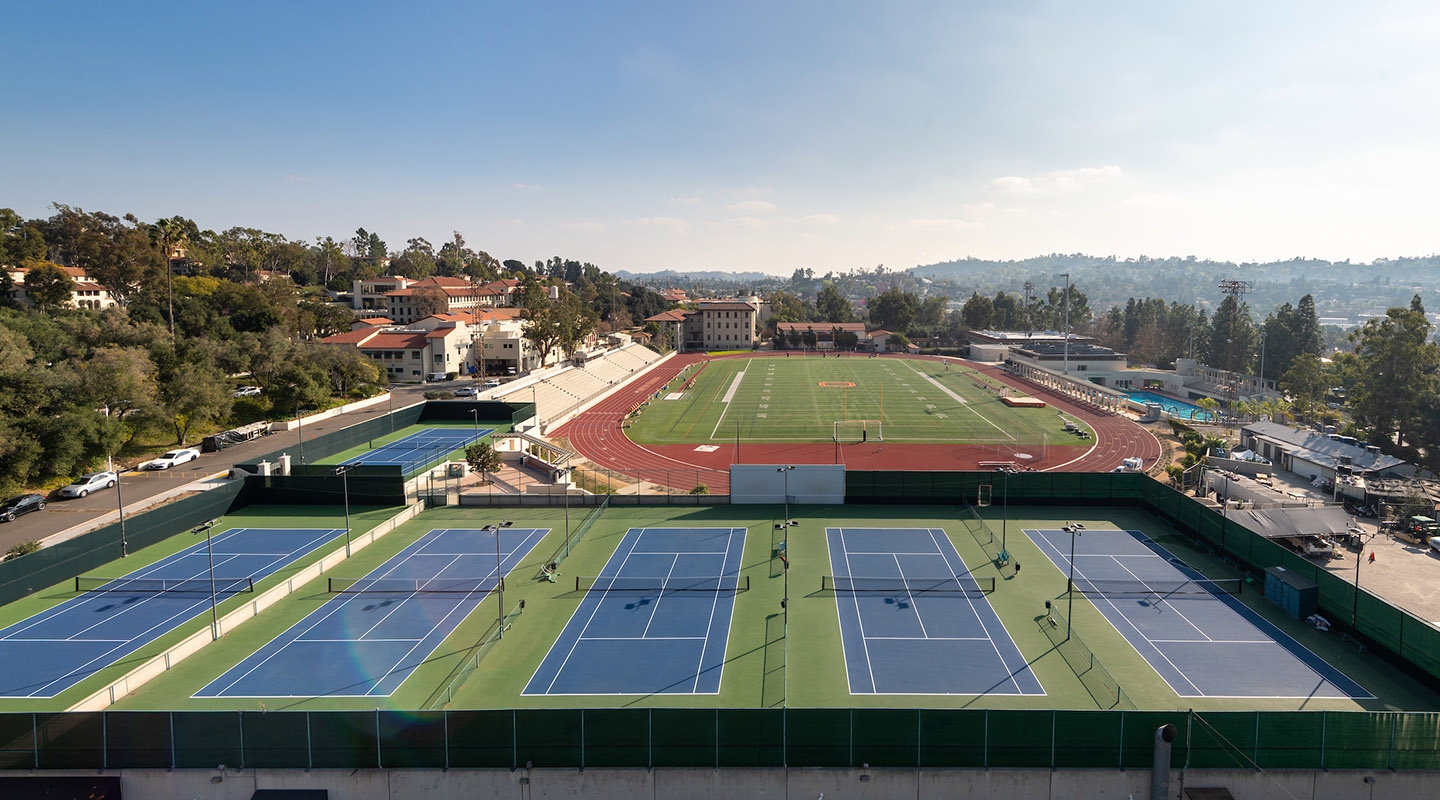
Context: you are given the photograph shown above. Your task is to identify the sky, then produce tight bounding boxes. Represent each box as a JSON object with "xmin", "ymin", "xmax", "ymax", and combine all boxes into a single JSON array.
[{"xmin": 4, "ymin": 1, "xmax": 1439, "ymax": 275}]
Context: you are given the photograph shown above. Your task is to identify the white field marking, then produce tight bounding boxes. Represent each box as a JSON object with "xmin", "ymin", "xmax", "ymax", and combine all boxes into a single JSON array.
[{"xmin": 709, "ymin": 371, "xmax": 746, "ymax": 438}]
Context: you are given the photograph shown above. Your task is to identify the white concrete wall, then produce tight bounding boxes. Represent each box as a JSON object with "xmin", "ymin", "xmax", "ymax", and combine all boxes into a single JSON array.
[
  {"xmin": 36, "ymin": 767, "xmax": 1440, "ymax": 800},
  {"xmin": 730, "ymin": 464, "xmax": 845, "ymax": 505}
]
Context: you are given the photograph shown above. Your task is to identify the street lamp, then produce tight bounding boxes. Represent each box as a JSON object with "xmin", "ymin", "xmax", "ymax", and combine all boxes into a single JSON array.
[
  {"xmin": 192, "ymin": 518, "xmax": 222, "ymax": 641},
  {"xmin": 1064, "ymin": 522, "xmax": 1085, "ymax": 641},
  {"xmin": 470, "ymin": 408, "xmax": 480, "ymax": 441},
  {"xmin": 485, "ymin": 520, "xmax": 514, "ymax": 637},
  {"xmin": 777, "ymin": 465, "xmax": 796, "ymax": 524},
  {"xmin": 334, "ymin": 463, "xmax": 361, "ymax": 557}
]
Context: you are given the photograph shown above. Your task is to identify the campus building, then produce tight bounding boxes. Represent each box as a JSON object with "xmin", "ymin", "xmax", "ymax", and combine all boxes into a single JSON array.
[{"xmin": 6, "ymin": 266, "xmax": 121, "ymax": 311}]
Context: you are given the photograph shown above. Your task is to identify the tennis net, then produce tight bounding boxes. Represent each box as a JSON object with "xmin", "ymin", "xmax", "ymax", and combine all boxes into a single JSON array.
[
  {"xmin": 372, "ymin": 438, "xmax": 475, "ymax": 452},
  {"xmin": 328, "ymin": 577, "xmax": 496, "ymax": 594},
  {"xmin": 574, "ymin": 575, "xmax": 750, "ymax": 593},
  {"xmin": 821, "ymin": 575, "xmax": 996, "ymax": 595},
  {"xmin": 1069, "ymin": 578, "xmax": 1242, "ymax": 596},
  {"xmin": 75, "ymin": 576, "xmax": 255, "ymax": 594}
]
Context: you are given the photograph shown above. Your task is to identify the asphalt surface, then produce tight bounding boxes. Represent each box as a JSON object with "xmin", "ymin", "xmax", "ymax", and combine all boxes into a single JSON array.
[{"xmin": 0, "ymin": 383, "xmax": 444, "ymax": 555}]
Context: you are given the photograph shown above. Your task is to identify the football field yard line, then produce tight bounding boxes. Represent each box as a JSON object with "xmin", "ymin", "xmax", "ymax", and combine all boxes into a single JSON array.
[
  {"xmin": 903, "ymin": 361, "xmax": 1010, "ymax": 439},
  {"xmin": 709, "ymin": 371, "xmax": 746, "ymax": 439}
]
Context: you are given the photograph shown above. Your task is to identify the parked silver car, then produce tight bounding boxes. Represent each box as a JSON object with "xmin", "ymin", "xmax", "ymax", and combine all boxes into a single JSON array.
[{"xmin": 57, "ymin": 471, "xmax": 119, "ymax": 498}]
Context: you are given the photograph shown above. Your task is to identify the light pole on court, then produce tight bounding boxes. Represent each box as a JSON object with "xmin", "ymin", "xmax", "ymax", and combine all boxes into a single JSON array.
[
  {"xmin": 295, "ymin": 400, "xmax": 305, "ymax": 464},
  {"xmin": 1352, "ymin": 529, "xmax": 1377, "ymax": 627},
  {"xmin": 470, "ymin": 408, "xmax": 480, "ymax": 441},
  {"xmin": 774, "ymin": 519, "xmax": 798, "ymax": 627},
  {"xmin": 192, "ymin": 518, "xmax": 222, "ymax": 641},
  {"xmin": 485, "ymin": 520, "xmax": 514, "ymax": 637},
  {"xmin": 560, "ymin": 467, "xmax": 574, "ymax": 558},
  {"xmin": 777, "ymin": 465, "xmax": 796, "ymax": 525},
  {"xmin": 1065, "ymin": 522, "xmax": 1084, "ymax": 641},
  {"xmin": 334, "ymin": 462, "xmax": 360, "ymax": 557},
  {"xmin": 996, "ymin": 466, "xmax": 1011, "ymax": 554}
]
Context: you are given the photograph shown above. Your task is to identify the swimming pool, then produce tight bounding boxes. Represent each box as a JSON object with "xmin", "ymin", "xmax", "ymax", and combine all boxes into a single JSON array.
[{"xmin": 1125, "ymin": 390, "xmax": 1210, "ymax": 420}]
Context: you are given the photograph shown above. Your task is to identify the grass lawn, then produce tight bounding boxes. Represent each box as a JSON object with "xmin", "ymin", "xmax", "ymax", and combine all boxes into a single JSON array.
[{"xmin": 628, "ymin": 355, "xmax": 1082, "ymax": 445}]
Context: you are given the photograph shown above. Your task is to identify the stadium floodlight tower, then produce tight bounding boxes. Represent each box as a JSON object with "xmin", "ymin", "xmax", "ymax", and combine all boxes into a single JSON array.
[
  {"xmin": 485, "ymin": 520, "xmax": 514, "ymax": 637},
  {"xmin": 334, "ymin": 462, "xmax": 361, "ymax": 557},
  {"xmin": 192, "ymin": 518, "xmax": 222, "ymax": 641}
]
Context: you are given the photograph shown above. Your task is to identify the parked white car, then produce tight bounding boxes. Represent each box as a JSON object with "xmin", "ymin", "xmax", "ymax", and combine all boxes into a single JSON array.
[
  {"xmin": 57, "ymin": 471, "xmax": 119, "ymax": 498},
  {"xmin": 233, "ymin": 386, "xmax": 262, "ymax": 397},
  {"xmin": 453, "ymin": 386, "xmax": 479, "ymax": 398},
  {"xmin": 142, "ymin": 448, "xmax": 201, "ymax": 470}
]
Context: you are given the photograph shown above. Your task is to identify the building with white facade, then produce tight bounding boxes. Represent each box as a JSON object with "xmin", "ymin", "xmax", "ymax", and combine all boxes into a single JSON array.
[{"xmin": 7, "ymin": 266, "xmax": 120, "ymax": 311}]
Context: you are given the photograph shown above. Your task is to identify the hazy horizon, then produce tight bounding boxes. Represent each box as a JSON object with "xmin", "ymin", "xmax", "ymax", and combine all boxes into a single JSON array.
[{"xmin": 5, "ymin": 2, "xmax": 1438, "ymax": 275}]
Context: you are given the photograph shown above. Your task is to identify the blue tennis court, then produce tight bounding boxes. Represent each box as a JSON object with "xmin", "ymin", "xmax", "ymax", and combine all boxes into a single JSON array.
[
  {"xmin": 524, "ymin": 527, "xmax": 747, "ymax": 696},
  {"xmin": 827, "ymin": 527, "xmax": 1043, "ymax": 695},
  {"xmin": 1025, "ymin": 527, "xmax": 1371, "ymax": 699},
  {"xmin": 346, "ymin": 428, "xmax": 494, "ymax": 468},
  {"xmin": 0, "ymin": 527, "xmax": 342, "ymax": 698},
  {"xmin": 195, "ymin": 526, "xmax": 549, "ymax": 698}
]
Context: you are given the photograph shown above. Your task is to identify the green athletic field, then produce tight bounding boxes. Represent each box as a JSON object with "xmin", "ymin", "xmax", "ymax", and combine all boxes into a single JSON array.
[
  {"xmin": 16, "ymin": 502, "xmax": 1419, "ymax": 714},
  {"xmin": 627, "ymin": 355, "xmax": 1081, "ymax": 444}
]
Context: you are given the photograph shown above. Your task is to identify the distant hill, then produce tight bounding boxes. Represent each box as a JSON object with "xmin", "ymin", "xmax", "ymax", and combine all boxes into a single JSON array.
[{"xmin": 616, "ymin": 269, "xmax": 771, "ymax": 283}]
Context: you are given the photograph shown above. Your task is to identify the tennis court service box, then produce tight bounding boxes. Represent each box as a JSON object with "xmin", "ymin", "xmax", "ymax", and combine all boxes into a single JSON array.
[{"xmin": 1263, "ymin": 566, "xmax": 1318, "ymax": 619}]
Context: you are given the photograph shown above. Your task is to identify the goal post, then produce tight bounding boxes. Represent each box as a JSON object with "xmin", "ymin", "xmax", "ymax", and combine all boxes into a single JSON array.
[{"xmin": 833, "ymin": 419, "xmax": 883, "ymax": 443}]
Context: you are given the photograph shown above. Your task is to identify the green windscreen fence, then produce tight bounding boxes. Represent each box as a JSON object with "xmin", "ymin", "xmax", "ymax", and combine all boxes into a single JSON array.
[
  {"xmin": 846, "ymin": 471, "xmax": 1144, "ymax": 505},
  {"xmin": 1, "ymin": 710, "xmax": 1434, "ymax": 771},
  {"xmin": 0, "ymin": 480, "xmax": 248, "ymax": 607}
]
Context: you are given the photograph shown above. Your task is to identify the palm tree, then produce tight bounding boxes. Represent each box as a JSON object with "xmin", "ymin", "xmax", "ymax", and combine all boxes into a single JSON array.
[
  {"xmin": 149, "ymin": 217, "xmax": 199, "ymax": 339},
  {"xmin": 1196, "ymin": 397, "xmax": 1221, "ymax": 424}
]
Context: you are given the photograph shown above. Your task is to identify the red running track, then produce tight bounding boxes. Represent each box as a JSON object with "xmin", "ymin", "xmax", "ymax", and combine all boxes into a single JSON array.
[{"xmin": 553, "ymin": 353, "xmax": 1162, "ymax": 493}]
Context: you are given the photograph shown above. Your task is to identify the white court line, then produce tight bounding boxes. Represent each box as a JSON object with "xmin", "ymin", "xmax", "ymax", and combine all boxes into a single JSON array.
[
  {"xmin": 579, "ymin": 636, "xmax": 708, "ymax": 642},
  {"xmin": 866, "ymin": 636, "xmax": 992, "ymax": 641},
  {"xmin": 709, "ymin": 371, "xmax": 746, "ymax": 439}
]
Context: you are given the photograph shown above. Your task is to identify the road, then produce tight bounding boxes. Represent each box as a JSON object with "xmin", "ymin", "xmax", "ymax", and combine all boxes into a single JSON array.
[{"xmin": 0, "ymin": 383, "xmax": 446, "ymax": 555}]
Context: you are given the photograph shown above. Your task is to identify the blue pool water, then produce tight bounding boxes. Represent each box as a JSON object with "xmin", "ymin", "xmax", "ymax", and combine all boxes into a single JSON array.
[{"xmin": 1125, "ymin": 390, "xmax": 1209, "ymax": 420}]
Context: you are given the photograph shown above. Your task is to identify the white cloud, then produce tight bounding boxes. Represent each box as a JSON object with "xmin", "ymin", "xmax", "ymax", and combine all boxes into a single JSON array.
[
  {"xmin": 631, "ymin": 217, "xmax": 692, "ymax": 233},
  {"xmin": 513, "ymin": 183, "xmax": 545, "ymax": 191},
  {"xmin": 789, "ymin": 213, "xmax": 841, "ymax": 225},
  {"xmin": 565, "ymin": 221, "xmax": 604, "ymax": 231},
  {"xmin": 889, "ymin": 218, "xmax": 984, "ymax": 231},
  {"xmin": 989, "ymin": 165, "xmax": 1124, "ymax": 196},
  {"xmin": 709, "ymin": 217, "xmax": 767, "ymax": 228},
  {"xmin": 728, "ymin": 200, "xmax": 777, "ymax": 212},
  {"xmin": 668, "ymin": 196, "xmax": 704, "ymax": 206}
]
